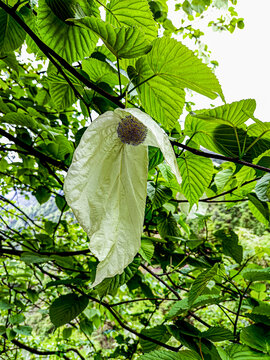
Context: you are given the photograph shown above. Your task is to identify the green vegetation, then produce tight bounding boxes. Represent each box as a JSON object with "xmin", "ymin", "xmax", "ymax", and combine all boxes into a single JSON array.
[{"xmin": 0, "ymin": 0, "xmax": 270, "ymax": 359}]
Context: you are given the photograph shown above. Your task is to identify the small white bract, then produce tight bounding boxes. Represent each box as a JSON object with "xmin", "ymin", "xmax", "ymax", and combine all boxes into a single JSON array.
[{"xmin": 64, "ymin": 108, "xmax": 181, "ymax": 286}]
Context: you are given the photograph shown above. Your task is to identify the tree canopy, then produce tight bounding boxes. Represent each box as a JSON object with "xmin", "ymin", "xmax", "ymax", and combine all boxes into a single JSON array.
[{"xmin": 0, "ymin": 0, "xmax": 270, "ymax": 359}]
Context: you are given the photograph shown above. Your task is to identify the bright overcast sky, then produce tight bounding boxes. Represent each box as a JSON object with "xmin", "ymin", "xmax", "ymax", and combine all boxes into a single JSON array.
[{"xmin": 168, "ymin": 0, "xmax": 270, "ymax": 122}]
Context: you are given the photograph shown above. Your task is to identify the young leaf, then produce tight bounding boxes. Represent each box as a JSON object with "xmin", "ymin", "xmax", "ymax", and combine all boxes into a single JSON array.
[{"xmin": 49, "ymin": 293, "xmax": 89, "ymax": 327}]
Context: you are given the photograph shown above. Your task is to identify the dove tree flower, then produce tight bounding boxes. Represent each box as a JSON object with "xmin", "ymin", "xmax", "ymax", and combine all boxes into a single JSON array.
[{"xmin": 64, "ymin": 108, "xmax": 181, "ymax": 286}]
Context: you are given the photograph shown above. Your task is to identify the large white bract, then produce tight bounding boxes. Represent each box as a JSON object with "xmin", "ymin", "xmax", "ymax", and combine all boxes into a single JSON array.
[{"xmin": 64, "ymin": 108, "xmax": 181, "ymax": 286}]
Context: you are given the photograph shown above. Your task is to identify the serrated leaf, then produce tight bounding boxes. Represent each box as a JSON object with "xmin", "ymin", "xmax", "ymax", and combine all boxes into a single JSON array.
[
  {"xmin": 139, "ymin": 350, "xmax": 201, "ymax": 360},
  {"xmin": 1, "ymin": 112, "xmax": 38, "ymax": 130},
  {"xmin": 185, "ymin": 99, "xmax": 257, "ymax": 158},
  {"xmin": 148, "ymin": 146, "xmax": 164, "ymax": 170},
  {"xmin": 178, "ymin": 152, "xmax": 213, "ymax": 207},
  {"xmin": 218, "ymin": 344, "xmax": 270, "ymax": 360},
  {"xmin": 133, "ymin": 37, "xmax": 223, "ymax": 129},
  {"xmin": 47, "ymin": 72, "xmax": 82, "ymax": 110},
  {"xmin": 82, "ymin": 57, "xmax": 119, "ymax": 86},
  {"xmin": 188, "ymin": 264, "xmax": 218, "ymax": 306},
  {"xmin": 255, "ymin": 174, "xmax": 270, "ymax": 202},
  {"xmin": 147, "ymin": 183, "xmax": 172, "ymax": 210},
  {"xmin": 215, "ymin": 229, "xmax": 243, "ymax": 264},
  {"xmin": 242, "ymin": 267, "xmax": 270, "ymax": 282},
  {"xmin": 201, "ymin": 327, "xmax": 234, "ymax": 342},
  {"xmin": 248, "ymin": 193, "xmax": 269, "ymax": 226},
  {"xmin": 139, "ymin": 238, "xmax": 154, "ymax": 263},
  {"xmin": 140, "ymin": 325, "xmax": 171, "ymax": 353},
  {"xmin": 106, "ymin": 0, "xmax": 157, "ymax": 41},
  {"xmin": 95, "ymin": 257, "xmax": 140, "ymax": 297},
  {"xmin": 37, "ymin": 0, "xmax": 98, "ymax": 62},
  {"xmin": 49, "ymin": 293, "xmax": 89, "ymax": 327},
  {"xmin": 157, "ymin": 212, "xmax": 180, "ymax": 238},
  {"xmin": 71, "ymin": 17, "xmax": 152, "ymax": 59},
  {"xmin": 21, "ymin": 252, "xmax": 51, "ymax": 264},
  {"xmin": 167, "ymin": 295, "xmax": 226, "ymax": 319},
  {"xmin": 240, "ymin": 324, "xmax": 270, "ymax": 354},
  {"xmin": 0, "ymin": 9, "xmax": 26, "ymax": 53}
]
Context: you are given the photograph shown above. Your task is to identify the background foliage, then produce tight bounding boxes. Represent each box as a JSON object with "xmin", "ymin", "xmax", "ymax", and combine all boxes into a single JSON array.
[{"xmin": 0, "ymin": 0, "xmax": 270, "ymax": 359}]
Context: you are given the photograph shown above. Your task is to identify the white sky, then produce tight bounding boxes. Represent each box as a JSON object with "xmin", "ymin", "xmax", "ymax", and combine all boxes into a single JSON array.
[{"xmin": 168, "ymin": 0, "xmax": 270, "ymax": 122}]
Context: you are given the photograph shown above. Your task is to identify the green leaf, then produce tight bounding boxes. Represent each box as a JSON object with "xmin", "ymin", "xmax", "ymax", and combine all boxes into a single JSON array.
[
  {"xmin": 95, "ymin": 257, "xmax": 141, "ymax": 297},
  {"xmin": 242, "ymin": 267, "xmax": 270, "ymax": 282},
  {"xmin": 0, "ymin": 298, "xmax": 13, "ymax": 310},
  {"xmin": 37, "ymin": 0, "xmax": 98, "ymax": 62},
  {"xmin": 139, "ymin": 350, "xmax": 201, "ymax": 359},
  {"xmin": 248, "ymin": 194, "xmax": 269, "ymax": 226},
  {"xmin": 1, "ymin": 112, "xmax": 38, "ymax": 130},
  {"xmin": 71, "ymin": 17, "xmax": 152, "ymax": 59},
  {"xmin": 140, "ymin": 325, "xmax": 171, "ymax": 353},
  {"xmin": 139, "ymin": 238, "xmax": 155, "ymax": 263},
  {"xmin": 218, "ymin": 344, "xmax": 270, "ymax": 360},
  {"xmin": 55, "ymin": 195, "xmax": 69, "ymax": 212},
  {"xmin": 240, "ymin": 324, "xmax": 270, "ymax": 354},
  {"xmin": 62, "ymin": 327, "xmax": 73, "ymax": 339},
  {"xmin": 201, "ymin": 327, "xmax": 234, "ymax": 342},
  {"xmin": 178, "ymin": 152, "xmax": 213, "ymax": 207},
  {"xmin": 0, "ymin": 326, "xmax": 6, "ymax": 335},
  {"xmin": 0, "ymin": 9, "xmax": 26, "ymax": 53},
  {"xmin": 35, "ymin": 186, "xmax": 51, "ymax": 204},
  {"xmin": 133, "ymin": 37, "xmax": 223, "ymax": 129},
  {"xmin": 188, "ymin": 264, "xmax": 218, "ymax": 306},
  {"xmin": 14, "ymin": 325, "xmax": 32, "ymax": 336},
  {"xmin": 82, "ymin": 57, "xmax": 119, "ymax": 86},
  {"xmin": 167, "ymin": 295, "xmax": 226, "ymax": 319},
  {"xmin": 185, "ymin": 99, "xmax": 256, "ymax": 157},
  {"xmin": 49, "ymin": 293, "xmax": 89, "ymax": 327},
  {"xmin": 157, "ymin": 212, "xmax": 180, "ymax": 238},
  {"xmin": 148, "ymin": 146, "xmax": 164, "ymax": 170},
  {"xmin": 106, "ymin": 0, "xmax": 158, "ymax": 41},
  {"xmin": 47, "ymin": 72, "xmax": 82, "ymax": 110},
  {"xmin": 255, "ymin": 174, "xmax": 270, "ymax": 202},
  {"xmin": 214, "ymin": 168, "xmax": 234, "ymax": 192},
  {"xmin": 215, "ymin": 229, "xmax": 243, "ymax": 264},
  {"xmin": 147, "ymin": 183, "xmax": 172, "ymax": 210},
  {"xmin": 21, "ymin": 252, "xmax": 51, "ymax": 264}
]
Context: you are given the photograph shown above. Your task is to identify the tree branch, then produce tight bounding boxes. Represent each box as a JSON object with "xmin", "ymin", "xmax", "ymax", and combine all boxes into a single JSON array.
[
  {"xmin": 0, "ymin": 128, "xmax": 67, "ymax": 171},
  {"xmin": 0, "ymin": 1, "xmax": 124, "ymax": 109},
  {"xmin": 172, "ymin": 141, "xmax": 270, "ymax": 173}
]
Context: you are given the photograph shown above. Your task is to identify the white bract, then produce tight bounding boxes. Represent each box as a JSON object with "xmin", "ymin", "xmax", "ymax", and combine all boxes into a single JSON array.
[{"xmin": 64, "ymin": 108, "xmax": 181, "ymax": 286}]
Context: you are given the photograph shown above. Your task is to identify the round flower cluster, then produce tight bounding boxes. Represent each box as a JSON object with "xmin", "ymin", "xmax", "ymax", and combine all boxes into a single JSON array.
[{"xmin": 117, "ymin": 115, "xmax": 148, "ymax": 146}]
